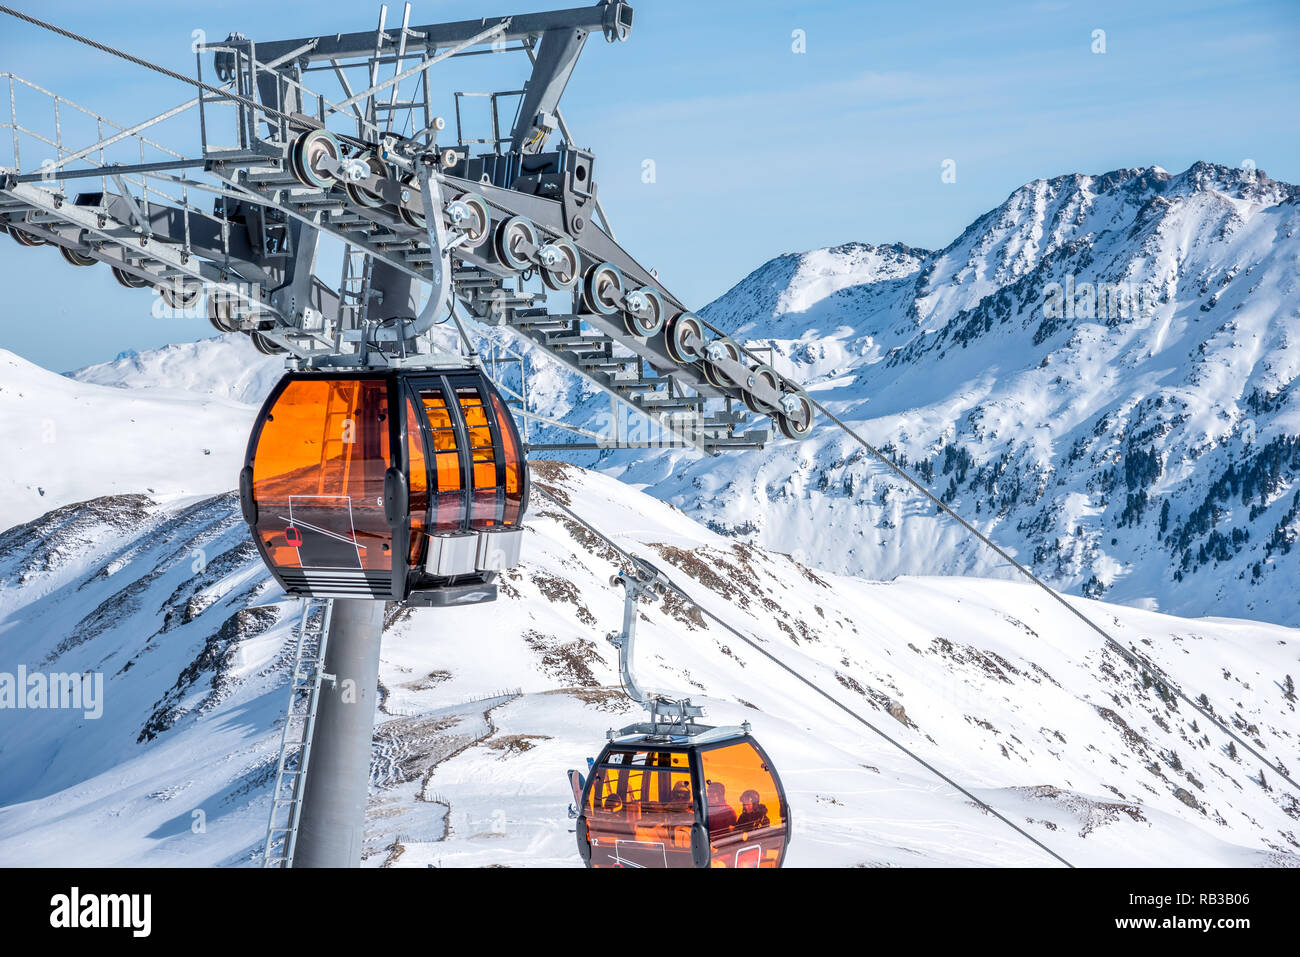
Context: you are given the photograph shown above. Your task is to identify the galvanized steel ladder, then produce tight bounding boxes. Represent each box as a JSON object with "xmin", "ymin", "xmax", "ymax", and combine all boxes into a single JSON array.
[{"xmin": 262, "ymin": 596, "xmax": 335, "ymax": 868}]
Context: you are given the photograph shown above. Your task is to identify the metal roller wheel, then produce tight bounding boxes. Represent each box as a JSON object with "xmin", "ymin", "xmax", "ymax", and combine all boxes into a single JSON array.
[
  {"xmin": 538, "ymin": 236, "xmax": 580, "ymax": 290},
  {"xmin": 702, "ymin": 335, "xmax": 742, "ymax": 389},
  {"xmin": 208, "ymin": 310, "xmax": 237, "ymax": 334},
  {"xmin": 741, "ymin": 363, "xmax": 781, "ymax": 414},
  {"xmin": 111, "ymin": 266, "xmax": 151, "ymax": 289},
  {"xmin": 622, "ymin": 286, "xmax": 665, "ymax": 337},
  {"xmin": 446, "ymin": 192, "xmax": 491, "ymax": 248},
  {"xmin": 396, "ymin": 176, "xmax": 427, "ymax": 229},
  {"xmin": 343, "ymin": 153, "xmax": 389, "ymax": 209},
  {"xmin": 159, "ymin": 280, "xmax": 202, "ymax": 310},
  {"xmin": 494, "ymin": 215, "xmax": 538, "ymax": 271},
  {"xmin": 250, "ymin": 331, "xmax": 286, "ymax": 356},
  {"xmin": 289, "ymin": 129, "xmax": 342, "ymax": 190},
  {"xmin": 776, "ymin": 388, "xmax": 816, "ymax": 440},
  {"xmin": 8, "ymin": 224, "xmax": 46, "ymax": 247},
  {"xmin": 665, "ymin": 312, "xmax": 705, "ymax": 364},
  {"xmin": 207, "ymin": 289, "xmax": 243, "ymax": 333},
  {"xmin": 582, "ymin": 262, "xmax": 624, "ymax": 315},
  {"xmin": 59, "ymin": 246, "xmax": 97, "ymax": 267}
]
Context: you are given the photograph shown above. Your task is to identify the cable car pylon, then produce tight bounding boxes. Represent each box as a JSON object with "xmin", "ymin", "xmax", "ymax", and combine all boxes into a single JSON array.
[{"xmin": 291, "ymin": 599, "xmax": 387, "ymax": 867}]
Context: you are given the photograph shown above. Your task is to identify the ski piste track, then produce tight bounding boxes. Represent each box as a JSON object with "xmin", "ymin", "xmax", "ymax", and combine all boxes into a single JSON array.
[{"xmin": 0, "ymin": 1, "xmax": 1293, "ymax": 869}]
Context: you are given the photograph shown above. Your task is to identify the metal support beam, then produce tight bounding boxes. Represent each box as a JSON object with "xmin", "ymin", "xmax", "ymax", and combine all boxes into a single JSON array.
[
  {"xmin": 291, "ymin": 598, "xmax": 386, "ymax": 869},
  {"xmin": 249, "ymin": 5, "xmax": 629, "ymax": 64},
  {"xmin": 329, "ymin": 20, "xmax": 511, "ymax": 115},
  {"xmin": 510, "ymin": 27, "xmax": 587, "ymax": 153}
]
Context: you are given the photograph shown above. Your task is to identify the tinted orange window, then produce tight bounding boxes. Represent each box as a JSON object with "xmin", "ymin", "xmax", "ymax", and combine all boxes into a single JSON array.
[
  {"xmin": 405, "ymin": 397, "xmax": 428, "ymax": 565},
  {"xmin": 585, "ymin": 751, "xmax": 695, "ymax": 868},
  {"xmin": 457, "ymin": 386, "xmax": 499, "ymax": 527},
  {"xmin": 252, "ymin": 378, "xmax": 392, "ymax": 572},
  {"xmin": 490, "ymin": 390, "xmax": 525, "ymax": 525},
  {"xmin": 699, "ymin": 741, "xmax": 785, "ymax": 868},
  {"xmin": 419, "ymin": 388, "xmax": 466, "ymax": 532}
]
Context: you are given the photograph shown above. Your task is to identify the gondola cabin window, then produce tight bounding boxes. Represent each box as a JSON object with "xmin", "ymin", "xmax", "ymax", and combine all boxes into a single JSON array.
[
  {"xmin": 413, "ymin": 378, "xmax": 527, "ymax": 532},
  {"xmin": 251, "ymin": 377, "xmax": 392, "ymax": 574},
  {"xmin": 457, "ymin": 384, "xmax": 499, "ymax": 527},
  {"xmin": 584, "ymin": 750, "xmax": 695, "ymax": 868},
  {"xmin": 489, "ymin": 389, "xmax": 526, "ymax": 525},
  {"xmin": 416, "ymin": 386, "xmax": 466, "ymax": 532},
  {"xmin": 404, "ymin": 396, "xmax": 429, "ymax": 565},
  {"xmin": 700, "ymin": 741, "xmax": 786, "ymax": 868}
]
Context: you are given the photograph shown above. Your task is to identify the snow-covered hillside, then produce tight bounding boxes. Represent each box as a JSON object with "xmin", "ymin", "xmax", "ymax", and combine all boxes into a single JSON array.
[
  {"xmin": 0, "ymin": 349, "xmax": 259, "ymax": 531},
  {"xmin": 599, "ymin": 163, "xmax": 1300, "ymax": 627},
  {"xmin": 0, "ymin": 354, "xmax": 1298, "ymax": 867}
]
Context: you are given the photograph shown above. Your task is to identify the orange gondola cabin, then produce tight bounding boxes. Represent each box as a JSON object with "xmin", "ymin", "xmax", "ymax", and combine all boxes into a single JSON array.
[
  {"xmin": 240, "ymin": 368, "xmax": 528, "ymax": 605},
  {"xmin": 575, "ymin": 727, "xmax": 790, "ymax": 868}
]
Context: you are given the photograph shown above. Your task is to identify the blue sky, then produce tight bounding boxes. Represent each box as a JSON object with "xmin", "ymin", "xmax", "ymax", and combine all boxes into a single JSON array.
[{"xmin": 1, "ymin": 0, "xmax": 1297, "ymax": 370}]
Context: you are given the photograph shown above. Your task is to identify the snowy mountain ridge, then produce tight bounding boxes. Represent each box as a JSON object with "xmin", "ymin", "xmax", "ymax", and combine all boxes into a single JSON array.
[{"xmin": 605, "ymin": 162, "xmax": 1300, "ymax": 626}]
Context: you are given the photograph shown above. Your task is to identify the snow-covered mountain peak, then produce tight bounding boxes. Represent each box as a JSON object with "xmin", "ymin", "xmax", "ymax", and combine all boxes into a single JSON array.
[
  {"xmin": 0, "ymin": 346, "xmax": 258, "ymax": 532},
  {"xmin": 703, "ymin": 241, "xmax": 931, "ymax": 343},
  {"xmin": 69, "ymin": 333, "xmax": 283, "ymax": 404},
  {"xmin": 603, "ymin": 163, "xmax": 1300, "ymax": 626}
]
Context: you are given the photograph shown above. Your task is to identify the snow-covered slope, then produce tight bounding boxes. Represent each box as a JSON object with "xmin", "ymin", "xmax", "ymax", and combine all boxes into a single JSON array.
[
  {"xmin": 0, "ymin": 360, "xmax": 1297, "ymax": 867},
  {"xmin": 598, "ymin": 163, "xmax": 1300, "ymax": 627},
  {"xmin": 0, "ymin": 349, "xmax": 258, "ymax": 531}
]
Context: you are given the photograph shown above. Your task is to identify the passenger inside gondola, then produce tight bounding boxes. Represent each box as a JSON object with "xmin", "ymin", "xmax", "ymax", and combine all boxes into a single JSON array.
[
  {"xmin": 736, "ymin": 789, "xmax": 770, "ymax": 830},
  {"xmin": 706, "ymin": 781, "xmax": 737, "ymax": 832}
]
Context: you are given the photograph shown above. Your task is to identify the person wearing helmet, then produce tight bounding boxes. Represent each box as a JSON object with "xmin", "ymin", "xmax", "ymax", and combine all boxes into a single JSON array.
[{"xmin": 735, "ymin": 789, "xmax": 770, "ymax": 830}]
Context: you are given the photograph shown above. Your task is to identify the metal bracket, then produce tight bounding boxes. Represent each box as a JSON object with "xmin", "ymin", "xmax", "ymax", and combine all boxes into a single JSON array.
[
  {"xmin": 559, "ymin": 148, "xmax": 596, "ymax": 237},
  {"xmin": 606, "ymin": 559, "xmax": 705, "ymax": 730},
  {"xmin": 110, "ymin": 173, "xmax": 152, "ymax": 238}
]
